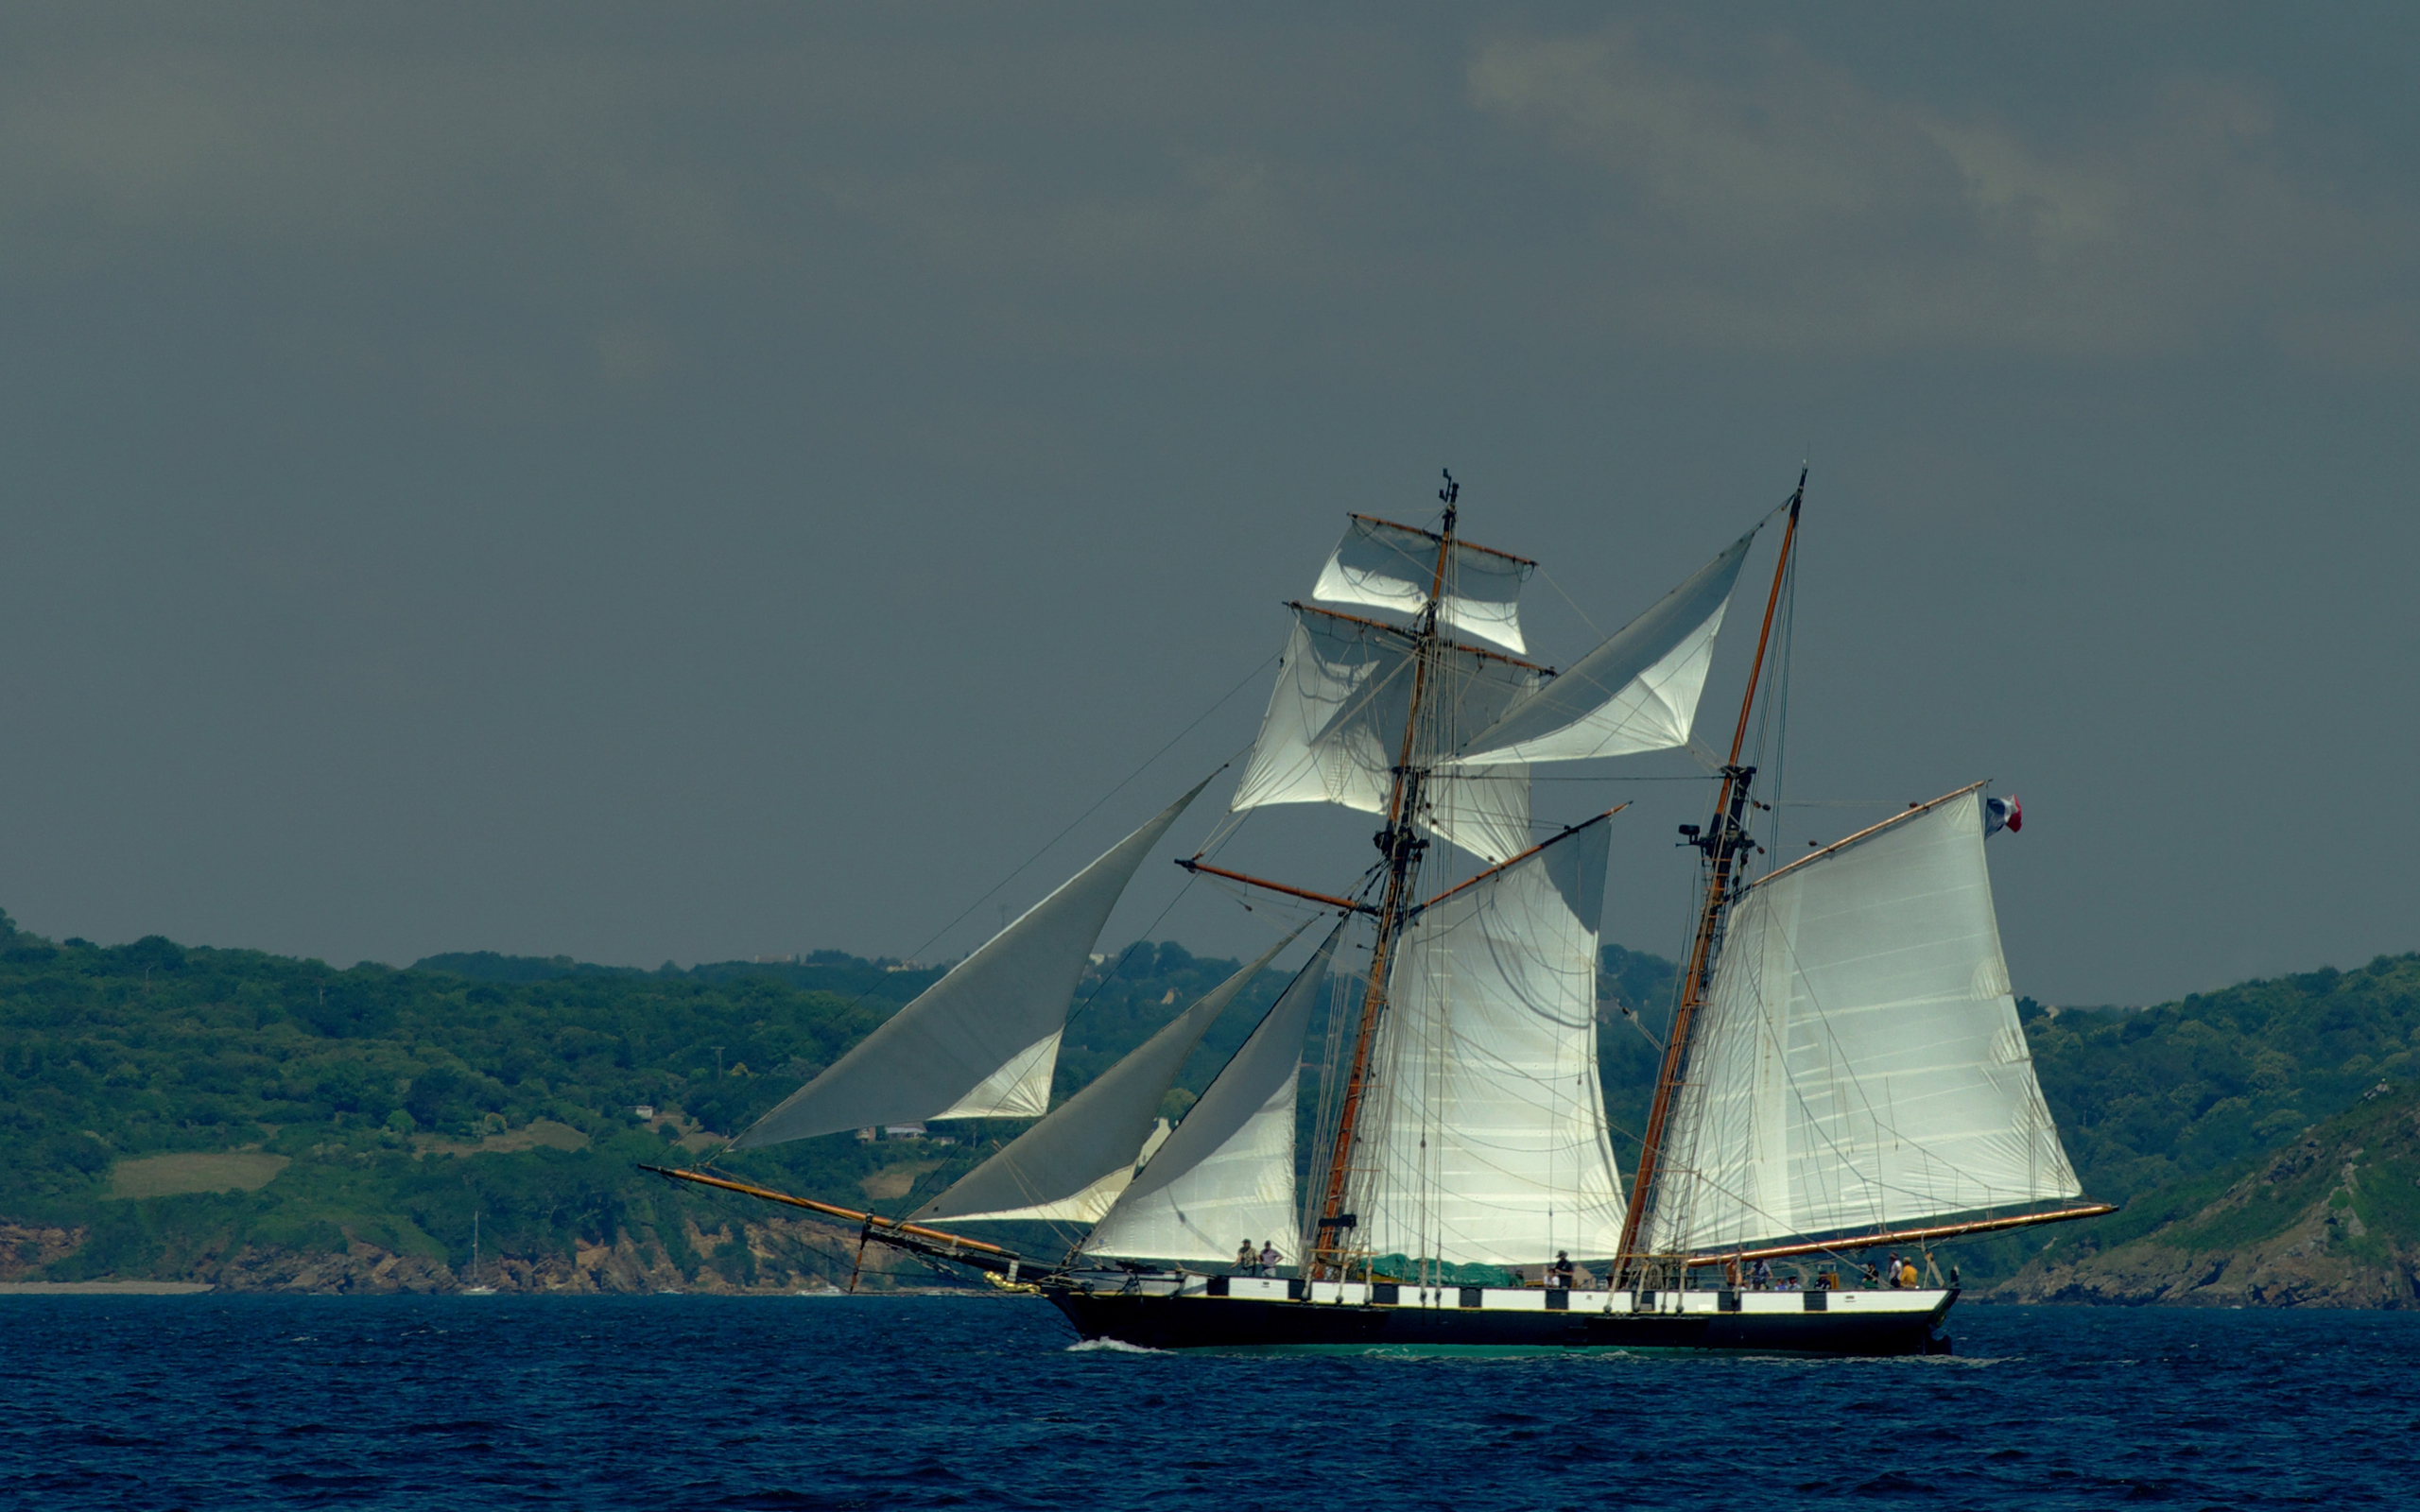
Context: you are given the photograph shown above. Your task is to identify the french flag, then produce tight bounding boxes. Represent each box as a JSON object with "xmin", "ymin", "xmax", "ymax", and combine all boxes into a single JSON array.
[{"xmin": 1985, "ymin": 795, "xmax": 2022, "ymax": 837}]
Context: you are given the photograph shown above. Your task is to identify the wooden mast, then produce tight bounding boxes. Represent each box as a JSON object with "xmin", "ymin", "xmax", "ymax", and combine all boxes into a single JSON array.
[
  {"xmin": 1305, "ymin": 471, "xmax": 1461, "ymax": 1279},
  {"xmin": 1613, "ymin": 471, "xmax": 1805, "ymax": 1284}
]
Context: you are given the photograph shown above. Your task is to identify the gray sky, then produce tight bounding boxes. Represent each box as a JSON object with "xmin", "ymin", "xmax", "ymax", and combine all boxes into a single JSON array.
[{"xmin": 2, "ymin": 3, "xmax": 2413, "ymax": 1005}]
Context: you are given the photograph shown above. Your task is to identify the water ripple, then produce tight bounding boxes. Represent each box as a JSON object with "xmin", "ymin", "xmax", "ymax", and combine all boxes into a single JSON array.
[{"xmin": 4, "ymin": 1296, "xmax": 2418, "ymax": 1509}]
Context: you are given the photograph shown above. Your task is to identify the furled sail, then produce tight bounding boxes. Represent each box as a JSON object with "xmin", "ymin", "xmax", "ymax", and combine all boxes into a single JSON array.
[
  {"xmin": 1227, "ymin": 607, "xmax": 1542, "ymax": 863},
  {"xmin": 1453, "ymin": 525, "xmax": 1756, "ymax": 766},
  {"xmin": 727, "ymin": 777, "xmax": 1214, "ymax": 1149},
  {"xmin": 1082, "ymin": 919, "xmax": 1345, "ymax": 1265},
  {"xmin": 1313, "ymin": 514, "xmax": 1534, "ymax": 653},
  {"xmin": 1355, "ymin": 816, "xmax": 1627, "ymax": 1266},
  {"xmin": 915, "ymin": 930, "xmax": 1302, "ymax": 1223},
  {"xmin": 1634, "ymin": 788, "xmax": 2082, "ymax": 1258}
]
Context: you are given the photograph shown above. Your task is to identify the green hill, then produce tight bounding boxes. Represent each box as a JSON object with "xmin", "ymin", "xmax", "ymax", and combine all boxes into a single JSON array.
[
  {"xmin": 2025, "ymin": 957, "xmax": 2420, "ymax": 1205},
  {"xmin": 1988, "ymin": 1077, "xmax": 2420, "ymax": 1307},
  {"xmin": 0, "ymin": 909, "xmax": 1283, "ymax": 1292},
  {"xmin": 5, "ymin": 900, "xmax": 2417, "ymax": 1300}
]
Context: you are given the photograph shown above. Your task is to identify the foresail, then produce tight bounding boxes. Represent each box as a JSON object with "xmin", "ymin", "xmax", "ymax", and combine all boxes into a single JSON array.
[
  {"xmin": 1356, "ymin": 818, "xmax": 1627, "ymax": 1266},
  {"xmin": 1313, "ymin": 514, "xmax": 1534, "ymax": 653},
  {"xmin": 1636, "ymin": 789, "xmax": 2082, "ymax": 1258},
  {"xmin": 727, "ymin": 776, "xmax": 1214, "ymax": 1149},
  {"xmin": 1228, "ymin": 608, "xmax": 1541, "ymax": 863},
  {"xmin": 1082, "ymin": 919, "xmax": 1344, "ymax": 1265},
  {"xmin": 1453, "ymin": 525, "xmax": 1756, "ymax": 766},
  {"xmin": 915, "ymin": 930, "xmax": 1301, "ymax": 1223}
]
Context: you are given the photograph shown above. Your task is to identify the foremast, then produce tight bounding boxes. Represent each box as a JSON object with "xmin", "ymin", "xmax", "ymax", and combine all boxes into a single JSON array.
[
  {"xmin": 1305, "ymin": 471, "xmax": 1462, "ymax": 1280},
  {"xmin": 1613, "ymin": 471, "xmax": 1804, "ymax": 1287}
]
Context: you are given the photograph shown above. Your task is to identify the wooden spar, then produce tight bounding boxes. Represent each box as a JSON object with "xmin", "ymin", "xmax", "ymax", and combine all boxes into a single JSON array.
[
  {"xmin": 1412, "ymin": 806, "xmax": 1628, "ymax": 914},
  {"xmin": 1308, "ymin": 478, "xmax": 1461, "ymax": 1278},
  {"xmin": 640, "ymin": 1163, "xmax": 1015, "ymax": 1257},
  {"xmin": 1287, "ymin": 602, "xmax": 1552, "ymax": 672},
  {"xmin": 1343, "ymin": 511, "xmax": 1536, "ymax": 567},
  {"xmin": 1682, "ymin": 1203, "xmax": 2116, "ymax": 1268},
  {"xmin": 1174, "ymin": 858, "xmax": 1377, "ymax": 915},
  {"xmin": 1614, "ymin": 472, "xmax": 1805, "ymax": 1281},
  {"xmin": 1750, "ymin": 781, "xmax": 1988, "ymax": 890}
]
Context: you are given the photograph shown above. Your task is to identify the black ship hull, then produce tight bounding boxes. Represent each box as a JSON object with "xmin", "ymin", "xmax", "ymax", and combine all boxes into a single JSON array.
[{"xmin": 1044, "ymin": 1277, "xmax": 1957, "ymax": 1357}]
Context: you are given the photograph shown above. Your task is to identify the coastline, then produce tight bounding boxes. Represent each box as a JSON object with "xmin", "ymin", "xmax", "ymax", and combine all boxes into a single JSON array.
[{"xmin": 0, "ymin": 1280, "xmax": 216, "ymax": 1295}]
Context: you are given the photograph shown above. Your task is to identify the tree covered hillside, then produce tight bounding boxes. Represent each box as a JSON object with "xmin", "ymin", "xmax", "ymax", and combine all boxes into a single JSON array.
[
  {"xmin": 2025, "ymin": 955, "xmax": 2420, "ymax": 1207},
  {"xmin": 4, "ymin": 896, "xmax": 2417, "ymax": 1297},
  {"xmin": 0, "ymin": 908, "xmax": 1285, "ymax": 1290}
]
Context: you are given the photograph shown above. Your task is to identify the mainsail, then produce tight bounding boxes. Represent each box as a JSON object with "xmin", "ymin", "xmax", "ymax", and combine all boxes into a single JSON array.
[
  {"xmin": 1354, "ymin": 816, "xmax": 1627, "ymax": 1267},
  {"xmin": 915, "ymin": 929, "xmax": 1302, "ymax": 1224},
  {"xmin": 1082, "ymin": 919, "xmax": 1345, "ymax": 1265},
  {"xmin": 727, "ymin": 777, "xmax": 1213, "ymax": 1149},
  {"xmin": 1634, "ymin": 787, "xmax": 2081, "ymax": 1258}
]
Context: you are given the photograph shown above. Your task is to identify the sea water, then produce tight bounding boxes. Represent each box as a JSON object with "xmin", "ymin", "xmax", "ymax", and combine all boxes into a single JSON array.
[{"xmin": 5, "ymin": 1294, "xmax": 2416, "ymax": 1508}]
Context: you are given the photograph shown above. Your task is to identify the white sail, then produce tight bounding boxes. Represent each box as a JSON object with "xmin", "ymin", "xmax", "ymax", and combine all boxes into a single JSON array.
[
  {"xmin": 1636, "ymin": 788, "xmax": 2082, "ymax": 1257},
  {"xmin": 1355, "ymin": 817, "xmax": 1627, "ymax": 1266},
  {"xmin": 1082, "ymin": 919, "xmax": 1344, "ymax": 1265},
  {"xmin": 1453, "ymin": 526, "xmax": 1756, "ymax": 766},
  {"xmin": 942, "ymin": 1121, "xmax": 1174, "ymax": 1224},
  {"xmin": 1313, "ymin": 514, "xmax": 1534, "ymax": 653},
  {"xmin": 1228, "ymin": 608, "xmax": 1542, "ymax": 863},
  {"xmin": 915, "ymin": 931, "xmax": 1299, "ymax": 1223},
  {"xmin": 1418, "ymin": 762, "xmax": 1532, "ymax": 870},
  {"xmin": 728, "ymin": 777, "xmax": 1214, "ymax": 1148}
]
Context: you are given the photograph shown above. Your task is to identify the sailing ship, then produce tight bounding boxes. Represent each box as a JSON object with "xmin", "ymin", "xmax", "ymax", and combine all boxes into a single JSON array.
[{"xmin": 651, "ymin": 472, "xmax": 2108, "ymax": 1355}]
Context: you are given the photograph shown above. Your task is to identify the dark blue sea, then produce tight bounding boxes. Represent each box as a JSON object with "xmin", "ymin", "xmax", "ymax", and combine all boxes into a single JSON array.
[{"xmin": 6, "ymin": 1295, "xmax": 2416, "ymax": 1509}]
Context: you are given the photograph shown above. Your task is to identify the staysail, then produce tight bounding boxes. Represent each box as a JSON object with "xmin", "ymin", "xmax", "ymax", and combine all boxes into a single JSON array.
[
  {"xmin": 915, "ymin": 929, "xmax": 1303, "ymax": 1224},
  {"xmin": 1313, "ymin": 514, "xmax": 1534, "ymax": 653},
  {"xmin": 727, "ymin": 777, "xmax": 1213, "ymax": 1149},
  {"xmin": 1355, "ymin": 816, "xmax": 1627, "ymax": 1266},
  {"xmin": 1634, "ymin": 787, "xmax": 2082, "ymax": 1257},
  {"xmin": 1082, "ymin": 919, "xmax": 1345, "ymax": 1265},
  {"xmin": 1452, "ymin": 525, "xmax": 1756, "ymax": 766}
]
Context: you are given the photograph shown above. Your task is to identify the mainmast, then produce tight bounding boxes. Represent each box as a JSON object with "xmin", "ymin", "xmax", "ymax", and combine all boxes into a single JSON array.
[
  {"xmin": 1613, "ymin": 471, "xmax": 1804, "ymax": 1286},
  {"xmin": 1305, "ymin": 470, "xmax": 1461, "ymax": 1279}
]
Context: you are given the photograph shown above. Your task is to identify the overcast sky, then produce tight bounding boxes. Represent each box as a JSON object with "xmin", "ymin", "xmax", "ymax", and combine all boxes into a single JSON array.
[{"xmin": 2, "ymin": 3, "xmax": 2413, "ymax": 1005}]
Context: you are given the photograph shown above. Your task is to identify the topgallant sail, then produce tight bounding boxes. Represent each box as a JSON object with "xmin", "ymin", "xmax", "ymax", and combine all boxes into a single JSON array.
[{"xmin": 648, "ymin": 471, "xmax": 2105, "ymax": 1356}]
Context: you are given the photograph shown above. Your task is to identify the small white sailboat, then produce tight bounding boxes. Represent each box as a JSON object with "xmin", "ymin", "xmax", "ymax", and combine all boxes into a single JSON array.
[
  {"xmin": 652, "ymin": 472, "xmax": 2106, "ymax": 1354},
  {"xmin": 460, "ymin": 1211, "xmax": 497, "ymax": 1296}
]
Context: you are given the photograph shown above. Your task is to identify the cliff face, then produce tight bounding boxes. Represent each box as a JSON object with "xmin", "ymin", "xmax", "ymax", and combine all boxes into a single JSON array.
[{"xmin": 1990, "ymin": 1083, "xmax": 2420, "ymax": 1308}]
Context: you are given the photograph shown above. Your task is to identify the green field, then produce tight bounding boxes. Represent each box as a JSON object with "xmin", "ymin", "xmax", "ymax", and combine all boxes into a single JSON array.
[{"xmin": 110, "ymin": 1152, "xmax": 292, "ymax": 1199}]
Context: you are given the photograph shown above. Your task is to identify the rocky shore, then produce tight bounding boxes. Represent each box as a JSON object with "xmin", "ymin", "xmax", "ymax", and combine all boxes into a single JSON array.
[
  {"xmin": 1989, "ymin": 1084, "xmax": 2420, "ymax": 1309},
  {"xmin": 1, "ymin": 1213, "xmax": 971, "ymax": 1297}
]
